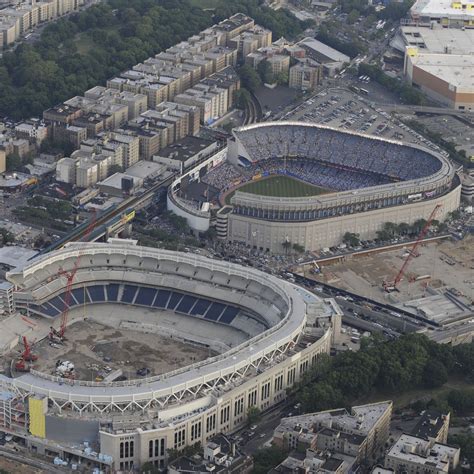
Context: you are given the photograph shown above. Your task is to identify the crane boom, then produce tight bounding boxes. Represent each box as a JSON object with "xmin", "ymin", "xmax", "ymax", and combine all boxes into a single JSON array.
[
  {"xmin": 52, "ymin": 211, "xmax": 97, "ymax": 340},
  {"xmin": 386, "ymin": 204, "xmax": 442, "ymax": 291}
]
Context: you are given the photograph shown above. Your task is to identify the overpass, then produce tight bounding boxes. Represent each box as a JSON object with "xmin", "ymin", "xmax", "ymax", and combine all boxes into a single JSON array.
[
  {"xmin": 425, "ymin": 322, "xmax": 474, "ymax": 345},
  {"xmin": 378, "ymin": 103, "xmax": 473, "ymax": 118}
]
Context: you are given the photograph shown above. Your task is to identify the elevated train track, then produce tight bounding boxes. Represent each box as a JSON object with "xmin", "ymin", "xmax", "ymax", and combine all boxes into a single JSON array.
[{"xmin": 35, "ymin": 174, "xmax": 176, "ymax": 258}]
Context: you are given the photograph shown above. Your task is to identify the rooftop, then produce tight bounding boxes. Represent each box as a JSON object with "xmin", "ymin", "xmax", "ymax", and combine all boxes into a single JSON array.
[
  {"xmin": 412, "ymin": 410, "xmax": 449, "ymax": 440},
  {"xmin": 400, "ymin": 25, "xmax": 474, "ymax": 54},
  {"xmin": 387, "ymin": 434, "xmax": 459, "ymax": 470},
  {"xmin": 155, "ymin": 136, "xmax": 215, "ymax": 162},
  {"xmin": 409, "ymin": 52, "xmax": 474, "ymax": 92},
  {"xmin": 411, "ymin": 0, "xmax": 474, "ymax": 19},
  {"xmin": 298, "ymin": 37, "xmax": 350, "ymax": 64}
]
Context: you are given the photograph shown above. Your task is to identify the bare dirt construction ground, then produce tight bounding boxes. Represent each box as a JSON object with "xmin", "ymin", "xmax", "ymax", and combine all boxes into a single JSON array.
[
  {"xmin": 23, "ymin": 320, "xmax": 214, "ymax": 381},
  {"xmin": 312, "ymin": 236, "xmax": 474, "ymax": 304},
  {"xmin": 0, "ymin": 456, "xmax": 45, "ymax": 474}
]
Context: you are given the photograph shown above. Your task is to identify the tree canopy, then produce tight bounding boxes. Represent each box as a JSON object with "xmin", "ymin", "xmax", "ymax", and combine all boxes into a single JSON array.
[
  {"xmin": 0, "ymin": 0, "xmax": 309, "ymax": 120},
  {"xmin": 293, "ymin": 334, "xmax": 474, "ymax": 413}
]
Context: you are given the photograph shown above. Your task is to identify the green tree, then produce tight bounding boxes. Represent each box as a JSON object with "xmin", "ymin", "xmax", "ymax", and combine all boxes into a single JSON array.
[
  {"xmin": 247, "ymin": 406, "xmax": 261, "ymax": 426},
  {"xmin": 342, "ymin": 232, "xmax": 360, "ymax": 247},
  {"xmin": 347, "ymin": 9, "xmax": 360, "ymax": 24},
  {"xmin": 422, "ymin": 359, "xmax": 448, "ymax": 388},
  {"xmin": 233, "ymin": 88, "xmax": 252, "ymax": 110},
  {"xmin": 292, "ymin": 243, "xmax": 305, "ymax": 253},
  {"xmin": 6, "ymin": 153, "xmax": 22, "ymax": 171},
  {"xmin": 238, "ymin": 64, "xmax": 262, "ymax": 92},
  {"xmin": 257, "ymin": 59, "xmax": 274, "ymax": 84},
  {"xmin": 253, "ymin": 446, "xmax": 288, "ymax": 474},
  {"xmin": 0, "ymin": 228, "xmax": 15, "ymax": 245}
]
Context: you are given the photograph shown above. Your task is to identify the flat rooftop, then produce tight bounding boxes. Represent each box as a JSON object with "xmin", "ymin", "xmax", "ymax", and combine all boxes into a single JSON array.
[
  {"xmin": 411, "ymin": 0, "xmax": 474, "ymax": 19},
  {"xmin": 155, "ymin": 136, "xmax": 215, "ymax": 162},
  {"xmin": 400, "ymin": 26, "xmax": 474, "ymax": 54},
  {"xmin": 125, "ymin": 160, "xmax": 164, "ymax": 179},
  {"xmin": 0, "ymin": 246, "xmax": 37, "ymax": 270},
  {"xmin": 410, "ymin": 53, "xmax": 474, "ymax": 92},
  {"xmin": 298, "ymin": 37, "xmax": 350, "ymax": 64}
]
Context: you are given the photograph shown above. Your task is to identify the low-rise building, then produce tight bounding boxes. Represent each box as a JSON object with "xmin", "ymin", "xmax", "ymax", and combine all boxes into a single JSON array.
[
  {"xmin": 411, "ymin": 410, "xmax": 450, "ymax": 444},
  {"xmin": 384, "ymin": 434, "xmax": 460, "ymax": 474},
  {"xmin": 153, "ymin": 136, "xmax": 218, "ymax": 172},
  {"xmin": 298, "ymin": 37, "xmax": 350, "ymax": 76},
  {"xmin": 168, "ymin": 434, "xmax": 253, "ymax": 474},
  {"xmin": 273, "ymin": 401, "xmax": 393, "ymax": 471}
]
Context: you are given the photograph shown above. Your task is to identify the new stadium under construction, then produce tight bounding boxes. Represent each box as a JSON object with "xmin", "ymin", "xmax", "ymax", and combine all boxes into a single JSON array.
[
  {"xmin": 0, "ymin": 239, "xmax": 342, "ymax": 470},
  {"xmin": 167, "ymin": 122, "xmax": 461, "ymax": 252}
]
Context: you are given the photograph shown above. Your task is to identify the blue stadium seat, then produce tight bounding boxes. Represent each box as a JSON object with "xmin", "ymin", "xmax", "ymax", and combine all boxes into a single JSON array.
[
  {"xmin": 153, "ymin": 290, "xmax": 171, "ymax": 308},
  {"xmin": 38, "ymin": 303, "xmax": 61, "ymax": 317},
  {"xmin": 71, "ymin": 288, "xmax": 91, "ymax": 305},
  {"xmin": 167, "ymin": 292, "xmax": 183, "ymax": 310},
  {"xmin": 135, "ymin": 287, "xmax": 157, "ymax": 306},
  {"xmin": 88, "ymin": 285, "xmax": 105, "ymax": 302},
  {"xmin": 106, "ymin": 283, "xmax": 119, "ymax": 301},
  {"xmin": 204, "ymin": 302, "xmax": 226, "ymax": 321},
  {"xmin": 175, "ymin": 295, "xmax": 197, "ymax": 314},
  {"xmin": 219, "ymin": 306, "xmax": 239, "ymax": 324},
  {"xmin": 190, "ymin": 298, "xmax": 211, "ymax": 315},
  {"xmin": 121, "ymin": 285, "xmax": 138, "ymax": 304},
  {"xmin": 48, "ymin": 296, "xmax": 66, "ymax": 311}
]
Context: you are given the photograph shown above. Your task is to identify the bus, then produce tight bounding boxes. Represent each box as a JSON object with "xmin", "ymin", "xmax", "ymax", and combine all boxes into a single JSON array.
[{"xmin": 359, "ymin": 88, "xmax": 369, "ymax": 95}]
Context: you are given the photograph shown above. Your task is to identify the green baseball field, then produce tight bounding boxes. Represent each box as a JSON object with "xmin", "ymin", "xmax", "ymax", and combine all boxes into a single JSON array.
[{"xmin": 225, "ymin": 175, "xmax": 330, "ymax": 204}]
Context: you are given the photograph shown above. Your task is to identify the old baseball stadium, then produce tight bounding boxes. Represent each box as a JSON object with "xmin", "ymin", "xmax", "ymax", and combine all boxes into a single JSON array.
[{"xmin": 168, "ymin": 122, "xmax": 461, "ymax": 253}]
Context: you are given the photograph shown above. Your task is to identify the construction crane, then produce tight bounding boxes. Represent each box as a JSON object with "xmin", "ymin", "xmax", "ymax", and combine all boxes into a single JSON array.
[
  {"xmin": 49, "ymin": 211, "xmax": 97, "ymax": 342},
  {"xmin": 383, "ymin": 204, "xmax": 442, "ymax": 292},
  {"xmin": 14, "ymin": 336, "xmax": 38, "ymax": 372}
]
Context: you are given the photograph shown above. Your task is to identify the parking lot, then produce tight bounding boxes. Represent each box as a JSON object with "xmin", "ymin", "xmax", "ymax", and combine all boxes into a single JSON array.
[{"xmin": 282, "ymin": 87, "xmax": 448, "ymax": 158}]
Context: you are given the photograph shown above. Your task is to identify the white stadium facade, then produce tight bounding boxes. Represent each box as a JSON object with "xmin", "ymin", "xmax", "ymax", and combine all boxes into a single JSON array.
[
  {"xmin": 0, "ymin": 239, "xmax": 342, "ymax": 470},
  {"xmin": 168, "ymin": 122, "xmax": 461, "ymax": 253}
]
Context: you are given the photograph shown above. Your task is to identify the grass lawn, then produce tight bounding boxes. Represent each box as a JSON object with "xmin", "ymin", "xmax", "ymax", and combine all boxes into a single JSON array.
[{"xmin": 225, "ymin": 175, "xmax": 329, "ymax": 204}]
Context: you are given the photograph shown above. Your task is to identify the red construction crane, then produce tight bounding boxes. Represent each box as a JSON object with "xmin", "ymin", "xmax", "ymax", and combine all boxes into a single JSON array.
[
  {"xmin": 383, "ymin": 204, "xmax": 442, "ymax": 292},
  {"xmin": 15, "ymin": 336, "xmax": 37, "ymax": 372},
  {"xmin": 49, "ymin": 211, "xmax": 97, "ymax": 341}
]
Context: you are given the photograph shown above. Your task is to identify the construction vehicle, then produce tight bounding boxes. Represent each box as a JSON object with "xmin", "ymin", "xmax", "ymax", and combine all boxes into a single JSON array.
[
  {"xmin": 383, "ymin": 204, "xmax": 442, "ymax": 292},
  {"xmin": 14, "ymin": 336, "xmax": 37, "ymax": 372},
  {"xmin": 49, "ymin": 210, "xmax": 97, "ymax": 342}
]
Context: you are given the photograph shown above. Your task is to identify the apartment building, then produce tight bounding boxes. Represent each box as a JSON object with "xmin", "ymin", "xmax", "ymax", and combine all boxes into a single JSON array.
[
  {"xmin": 109, "ymin": 132, "xmax": 139, "ymax": 168},
  {"xmin": 14, "ymin": 121, "xmax": 49, "ymax": 144},
  {"xmin": 0, "ymin": 15, "xmax": 19, "ymax": 49},
  {"xmin": 289, "ymin": 58, "xmax": 322, "ymax": 90},
  {"xmin": 56, "ymin": 157, "xmax": 77, "ymax": 184},
  {"xmin": 385, "ymin": 434, "xmax": 460, "ymax": 474},
  {"xmin": 273, "ymin": 401, "xmax": 393, "ymax": 471},
  {"xmin": 411, "ymin": 410, "xmax": 450, "ymax": 444},
  {"xmin": 228, "ymin": 24, "xmax": 272, "ymax": 57},
  {"xmin": 0, "ymin": 0, "xmax": 85, "ymax": 47},
  {"xmin": 200, "ymin": 66, "xmax": 240, "ymax": 109}
]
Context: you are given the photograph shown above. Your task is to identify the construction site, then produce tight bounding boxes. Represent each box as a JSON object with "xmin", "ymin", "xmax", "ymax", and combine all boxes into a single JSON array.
[
  {"xmin": 5, "ymin": 315, "xmax": 215, "ymax": 382},
  {"xmin": 308, "ymin": 234, "xmax": 474, "ymax": 325}
]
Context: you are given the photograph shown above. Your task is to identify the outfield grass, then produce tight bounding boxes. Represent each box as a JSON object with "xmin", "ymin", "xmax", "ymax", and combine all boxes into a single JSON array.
[{"xmin": 225, "ymin": 175, "xmax": 329, "ymax": 204}]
